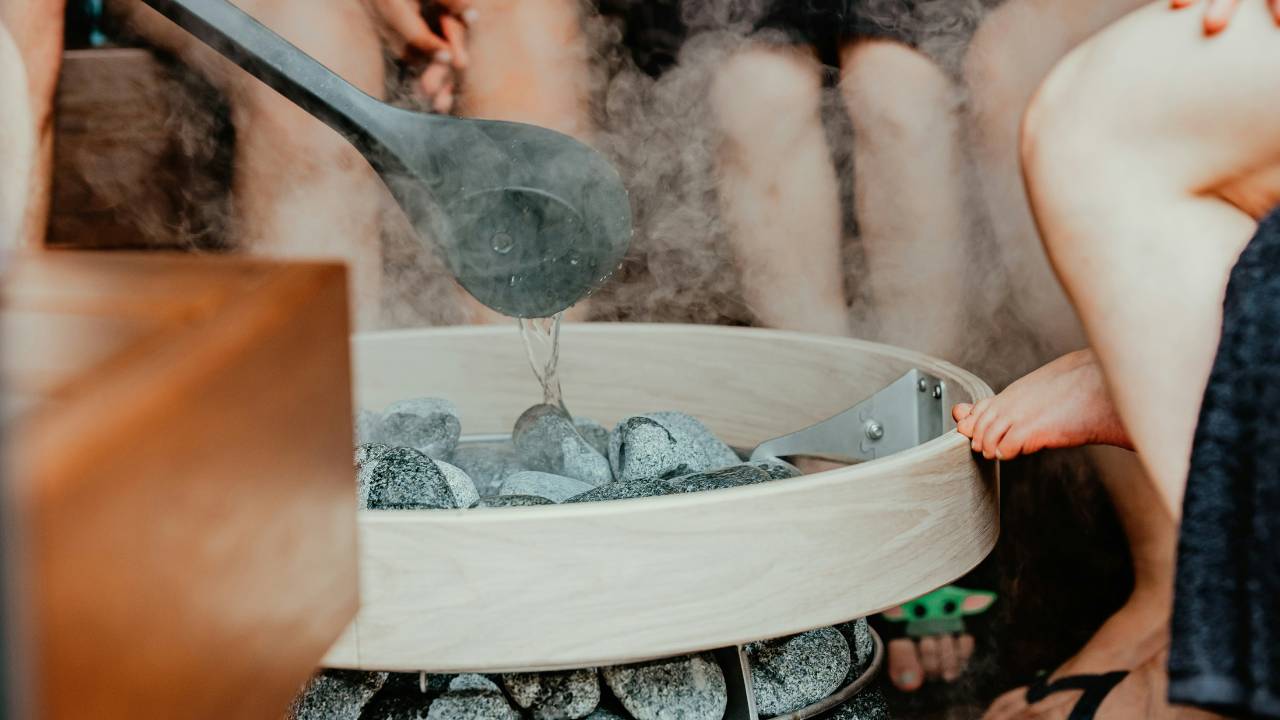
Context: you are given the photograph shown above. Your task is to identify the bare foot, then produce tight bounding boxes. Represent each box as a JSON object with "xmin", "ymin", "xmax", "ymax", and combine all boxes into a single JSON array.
[
  {"xmin": 986, "ymin": 649, "xmax": 1222, "ymax": 720},
  {"xmin": 887, "ymin": 633, "xmax": 977, "ymax": 691},
  {"xmin": 953, "ymin": 349, "xmax": 1132, "ymax": 461},
  {"xmin": 983, "ymin": 590, "xmax": 1171, "ymax": 720}
]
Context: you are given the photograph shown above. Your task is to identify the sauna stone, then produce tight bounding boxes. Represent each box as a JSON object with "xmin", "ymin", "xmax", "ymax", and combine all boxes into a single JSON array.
[
  {"xmin": 746, "ymin": 628, "xmax": 851, "ymax": 716},
  {"xmin": 841, "ymin": 618, "xmax": 875, "ymax": 675},
  {"xmin": 363, "ymin": 447, "xmax": 460, "ymax": 510},
  {"xmin": 664, "ymin": 465, "xmax": 771, "ymax": 493},
  {"xmin": 477, "ymin": 494, "xmax": 554, "ymax": 508},
  {"xmin": 602, "ymin": 654, "xmax": 727, "ymax": 720},
  {"xmin": 287, "ymin": 670, "xmax": 387, "ymax": 720},
  {"xmin": 564, "ymin": 478, "xmax": 675, "ymax": 503},
  {"xmin": 513, "ymin": 404, "xmax": 612, "ymax": 486},
  {"xmin": 608, "ymin": 412, "xmax": 739, "ymax": 482},
  {"xmin": 501, "ymin": 668, "xmax": 601, "ymax": 719},
  {"xmin": 374, "ymin": 398, "xmax": 462, "ymax": 459},
  {"xmin": 425, "ymin": 675, "xmax": 520, "ymax": 720},
  {"xmin": 582, "ymin": 711, "xmax": 626, "ymax": 720},
  {"xmin": 450, "ymin": 441, "xmax": 524, "ymax": 497},
  {"xmin": 573, "ymin": 417, "xmax": 611, "ymax": 457},
  {"xmin": 359, "ymin": 673, "xmax": 437, "ymax": 720},
  {"xmin": 825, "ymin": 688, "xmax": 890, "ymax": 720},
  {"xmin": 754, "ymin": 458, "xmax": 802, "ymax": 480},
  {"xmin": 356, "ymin": 409, "xmax": 381, "ymax": 445},
  {"xmin": 436, "ymin": 460, "xmax": 480, "ymax": 508},
  {"xmin": 501, "ymin": 471, "xmax": 596, "ymax": 504}
]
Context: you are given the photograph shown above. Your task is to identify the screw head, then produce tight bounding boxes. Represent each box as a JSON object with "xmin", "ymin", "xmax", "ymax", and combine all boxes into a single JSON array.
[
  {"xmin": 918, "ymin": 379, "xmax": 928, "ymax": 392},
  {"xmin": 864, "ymin": 420, "xmax": 885, "ymax": 441},
  {"xmin": 932, "ymin": 384, "xmax": 943, "ymax": 399}
]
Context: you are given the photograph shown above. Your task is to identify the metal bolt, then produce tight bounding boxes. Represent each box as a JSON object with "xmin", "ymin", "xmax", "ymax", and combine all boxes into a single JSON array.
[
  {"xmin": 932, "ymin": 384, "xmax": 943, "ymax": 399},
  {"xmin": 864, "ymin": 420, "xmax": 885, "ymax": 441},
  {"xmin": 918, "ymin": 379, "xmax": 928, "ymax": 392}
]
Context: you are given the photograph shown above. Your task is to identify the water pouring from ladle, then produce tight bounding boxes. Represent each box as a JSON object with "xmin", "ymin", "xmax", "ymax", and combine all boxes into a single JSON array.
[{"xmin": 141, "ymin": 0, "xmax": 631, "ymax": 319}]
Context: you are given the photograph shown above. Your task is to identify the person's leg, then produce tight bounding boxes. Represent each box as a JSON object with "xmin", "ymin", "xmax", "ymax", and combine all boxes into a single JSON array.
[
  {"xmin": 0, "ymin": 0, "xmax": 67, "ymax": 248},
  {"xmin": 457, "ymin": 0, "xmax": 593, "ymax": 324},
  {"xmin": 837, "ymin": 39, "xmax": 971, "ymax": 360},
  {"xmin": 961, "ymin": 0, "xmax": 1148, "ymax": 359},
  {"xmin": 710, "ymin": 45, "xmax": 849, "ymax": 336},
  {"xmin": 0, "ymin": 15, "xmax": 34, "ymax": 249},
  {"xmin": 123, "ymin": 0, "xmax": 388, "ymax": 329},
  {"xmin": 984, "ymin": 446, "xmax": 1177, "ymax": 719},
  {"xmin": 1020, "ymin": 0, "xmax": 1280, "ymax": 515}
]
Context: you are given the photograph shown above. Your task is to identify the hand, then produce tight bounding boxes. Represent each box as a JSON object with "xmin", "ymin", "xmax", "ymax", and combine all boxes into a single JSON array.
[
  {"xmin": 1170, "ymin": 0, "xmax": 1280, "ymax": 35},
  {"xmin": 369, "ymin": 0, "xmax": 476, "ymax": 113},
  {"xmin": 369, "ymin": 0, "xmax": 474, "ymax": 68}
]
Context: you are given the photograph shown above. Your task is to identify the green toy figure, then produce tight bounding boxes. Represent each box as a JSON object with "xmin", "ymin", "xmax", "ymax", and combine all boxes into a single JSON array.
[{"xmin": 882, "ymin": 585, "xmax": 996, "ymax": 638}]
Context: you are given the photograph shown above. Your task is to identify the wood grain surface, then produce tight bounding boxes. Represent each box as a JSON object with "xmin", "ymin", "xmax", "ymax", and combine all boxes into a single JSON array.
[
  {"xmin": 5, "ymin": 250, "xmax": 357, "ymax": 719},
  {"xmin": 325, "ymin": 324, "xmax": 998, "ymax": 673}
]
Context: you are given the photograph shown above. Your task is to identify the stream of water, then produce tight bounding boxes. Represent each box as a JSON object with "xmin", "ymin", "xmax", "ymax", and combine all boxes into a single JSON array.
[{"xmin": 518, "ymin": 313, "xmax": 568, "ymax": 415}]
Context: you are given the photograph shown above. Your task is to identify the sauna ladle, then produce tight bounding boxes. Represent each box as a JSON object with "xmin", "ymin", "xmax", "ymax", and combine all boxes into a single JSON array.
[{"xmin": 140, "ymin": 0, "xmax": 631, "ymax": 318}]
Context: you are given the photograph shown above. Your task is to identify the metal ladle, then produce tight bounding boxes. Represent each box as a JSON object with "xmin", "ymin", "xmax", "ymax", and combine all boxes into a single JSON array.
[{"xmin": 141, "ymin": 0, "xmax": 632, "ymax": 318}]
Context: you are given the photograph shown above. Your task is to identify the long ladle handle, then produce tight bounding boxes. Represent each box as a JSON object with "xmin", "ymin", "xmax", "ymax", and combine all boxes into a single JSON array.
[{"xmin": 140, "ymin": 0, "xmax": 399, "ymax": 170}]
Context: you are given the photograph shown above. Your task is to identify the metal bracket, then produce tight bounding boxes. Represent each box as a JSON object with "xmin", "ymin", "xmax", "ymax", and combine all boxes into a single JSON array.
[
  {"xmin": 713, "ymin": 645, "xmax": 759, "ymax": 720},
  {"xmin": 750, "ymin": 368, "xmax": 948, "ymax": 464}
]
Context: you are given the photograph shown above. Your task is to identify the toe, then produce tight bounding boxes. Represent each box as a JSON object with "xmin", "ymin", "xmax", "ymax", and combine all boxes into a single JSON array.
[
  {"xmin": 957, "ymin": 633, "xmax": 976, "ymax": 669},
  {"xmin": 887, "ymin": 638, "xmax": 925, "ymax": 692},
  {"xmin": 983, "ymin": 686, "xmax": 1030, "ymax": 720},
  {"xmin": 982, "ymin": 417, "xmax": 1013, "ymax": 461},
  {"xmin": 953, "ymin": 403, "xmax": 974, "ymax": 422},
  {"xmin": 996, "ymin": 427, "xmax": 1028, "ymax": 461},
  {"xmin": 918, "ymin": 636, "xmax": 942, "ymax": 679},
  {"xmin": 971, "ymin": 407, "xmax": 1002, "ymax": 454},
  {"xmin": 938, "ymin": 634, "xmax": 961, "ymax": 682}
]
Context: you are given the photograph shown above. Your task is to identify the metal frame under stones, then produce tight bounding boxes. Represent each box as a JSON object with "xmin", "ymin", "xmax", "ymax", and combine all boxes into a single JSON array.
[{"xmin": 716, "ymin": 627, "xmax": 886, "ymax": 720}]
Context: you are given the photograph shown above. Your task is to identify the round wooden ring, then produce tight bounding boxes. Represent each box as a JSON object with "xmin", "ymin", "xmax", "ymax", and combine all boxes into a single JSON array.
[{"xmin": 325, "ymin": 324, "xmax": 998, "ymax": 672}]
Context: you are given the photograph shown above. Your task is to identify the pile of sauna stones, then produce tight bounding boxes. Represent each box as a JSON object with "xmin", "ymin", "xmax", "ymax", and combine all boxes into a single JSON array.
[
  {"xmin": 353, "ymin": 397, "xmax": 804, "ymax": 511},
  {"xmin": 322, "ymin": 398, "xmax": 891, "ymax": 720},
  {"xmin": 289, "ymin": 620, "xmax": 886, "ymax": 720}
]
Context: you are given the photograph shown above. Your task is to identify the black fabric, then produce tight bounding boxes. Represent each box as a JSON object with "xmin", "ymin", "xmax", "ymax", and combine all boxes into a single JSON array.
[
  {"xmin": 1025, "ymin": 672, "xmax": 1129, "ymax": 720},
  {"xmin": 1170, "ymin": 208, "xmax": 1280, "ymax": 719},
  {"xmin": 757, "ymin": 0, "xmax": 922, "ymax": 66}
]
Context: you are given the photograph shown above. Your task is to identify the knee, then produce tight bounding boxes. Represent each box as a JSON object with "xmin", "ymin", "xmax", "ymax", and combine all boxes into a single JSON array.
[
  {"xmin": 838, "ymin": 41, "xmax": 955, "ymax": 142},
  {"xmin": 962, "ymin": 2, "xmax": 1062, "ymax": 140},
  {"xmin": 711, "ymin": 46, "xmax": 823, "ymax": 148}
]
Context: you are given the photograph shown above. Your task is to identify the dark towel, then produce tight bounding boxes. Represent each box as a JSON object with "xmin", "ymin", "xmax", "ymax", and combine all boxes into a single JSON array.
[{"xmin": 1170, "ymin": 209, "xmax": 1280, "ymax": 718}]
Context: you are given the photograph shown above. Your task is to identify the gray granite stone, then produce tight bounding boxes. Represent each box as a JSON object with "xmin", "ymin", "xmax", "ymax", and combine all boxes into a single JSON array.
[
  {"xmin": 364, "ymin": 447, "xmax": 459, "ymax": 510},
  {"xmin": 573, "ymin": 417, "xmax": 611, "ymax": 457},
  {"xmin": 513, "ymin": 404, "xmax": 612, "ymax": 486},
  {"xmin": 355, "ymin": 443, "xmax": 393, "ymax": 508},
  {"xmin": 823, "ymin": 688, "xmax": 890, "ymax": 720},
  {"xmin": 450, "ymin": 441, "xmax": 525, "ymax": 497},
  {"xmin": 359, "ymin": 673, "xmax": 442, "ymax": 720},
  {"xmin": 435, "ymin": 460, "xmax": 480, "ymax": 508},
  {"xmin": 425, "ymin": 674, "xmax": 520, "ymax": 720},
  {"xmin": 477, "ymin": 494, "xmax": 555, "ymax": 508},
  {"xmin": 664, "ymin": 465, "xmax": 772, "ymax": 493},
  {"xmin": 835, "ymin": 618, "xmax": 875, "ymax": 677},
  {"xmin": 601, "ymin": 654, "xmax": 727, "ymax": 720},
  {"xmin": 753, "ymin": 458, "xmax": 802, "ymax": 480},
  {"xmin": 746, "ymin": 628, "xmax": 851, "ymax": 716},
  {"xmin": 287, "ymin": 670, "xmax": 387, "ymax": 720},
  {"xmin": 608, "ymin": 412, "xmax": 739, "ymax": 482},
  {"xmin": 648, "ymin": 411, "xmax": 741, "ymax": 468},
  {"xmin": 374, "ymin": 398, "xmax": 462, "ymax": 459},
  {"xmin": 501, "ymin": 669, "xmax": 601, "ymax": 719},
  {"xmin": 564, "ymin": 478, "xmax": 675, "ymax": 504},
  {"xmin": 501, "ymin": 471, "xmax": 597, "ymax": 503},
  {"xmin": 356, "ymin": 409, "xmax": 381, "ymax": 445}
]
